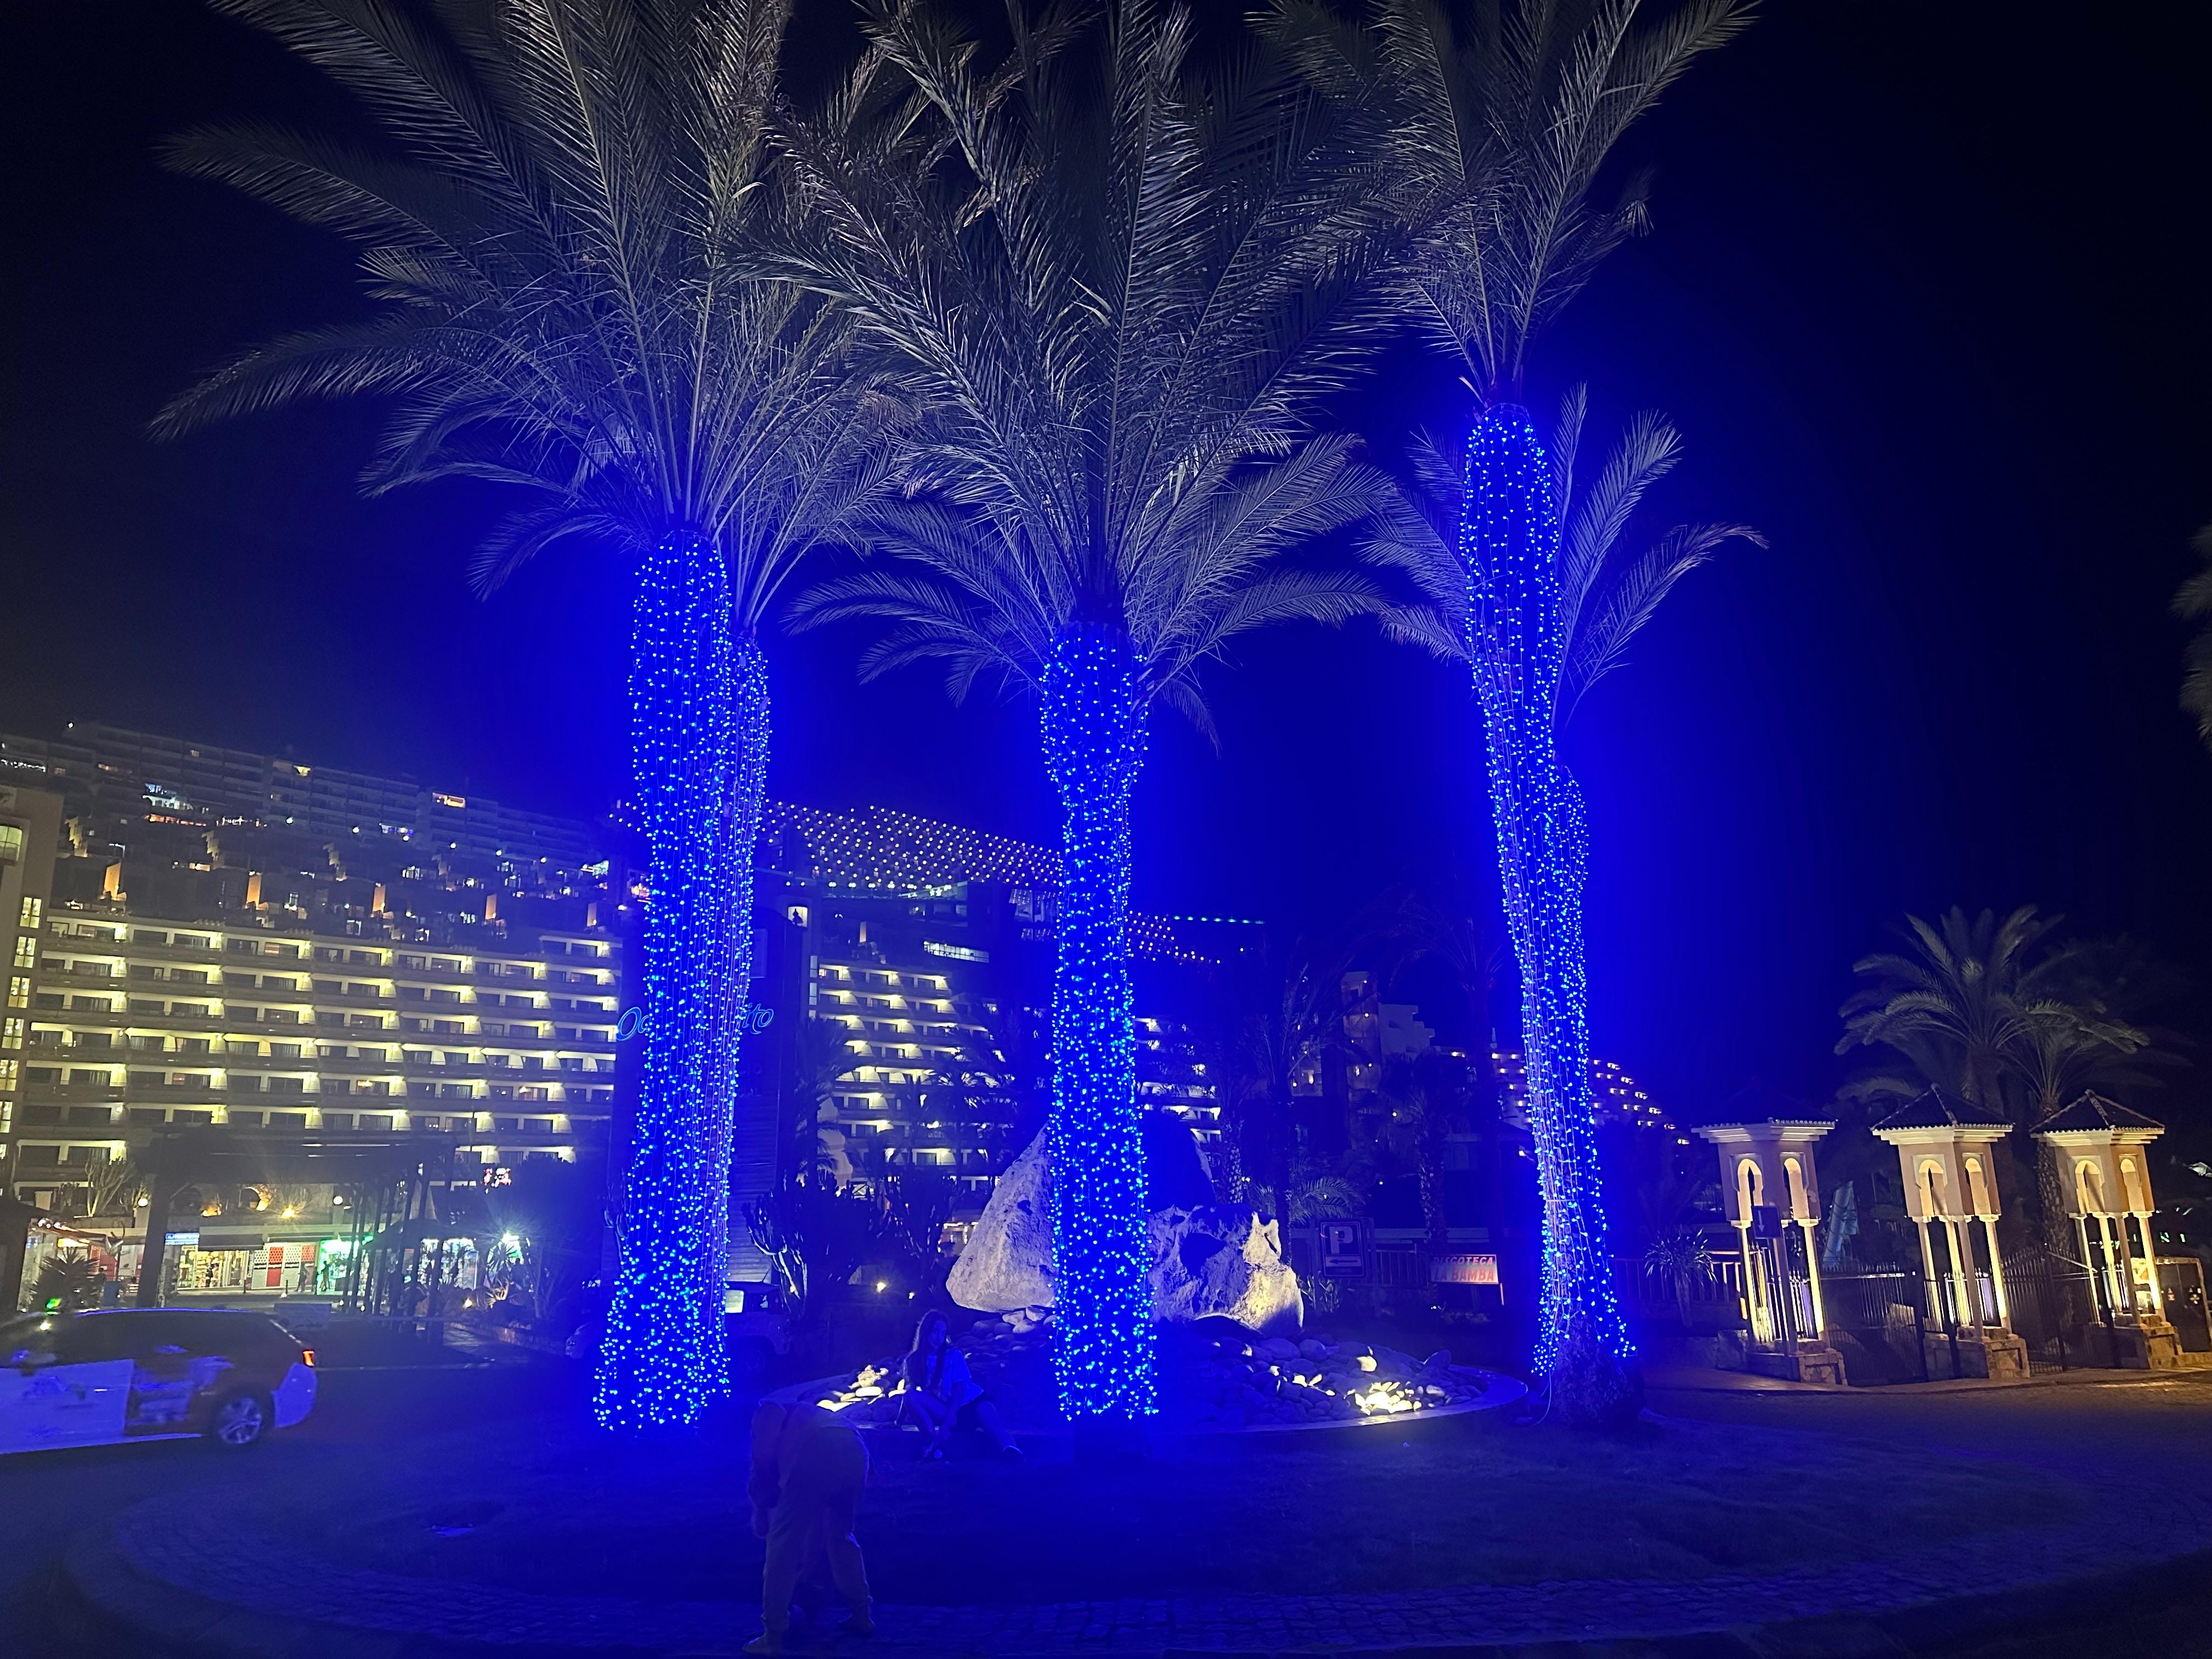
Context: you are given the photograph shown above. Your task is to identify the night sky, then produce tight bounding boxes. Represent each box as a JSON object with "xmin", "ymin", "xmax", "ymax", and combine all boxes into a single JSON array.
[{"xmin": 4, "ymin": 3, "xmax": 2209, "ymax": 1124}]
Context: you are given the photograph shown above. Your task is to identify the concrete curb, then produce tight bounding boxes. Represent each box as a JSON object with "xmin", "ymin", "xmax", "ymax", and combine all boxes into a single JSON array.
[{"xmin": 59, "ymin": 1515, "xmax": 2212, "ymax": 1659}]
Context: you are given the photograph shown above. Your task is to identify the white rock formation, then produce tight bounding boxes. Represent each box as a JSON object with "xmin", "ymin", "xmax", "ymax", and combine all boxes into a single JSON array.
[
  {"xmin": 1148, "ymin": 1205, "xmax": 1304, "ymax": 1335},
  {"xmin": 944, "ymin": 1130, "xmax": 1056, "ymax": 1321},
  {"xmin": 947, "ymin": 1131, "xmax": 1302, "ymax": 1334}
]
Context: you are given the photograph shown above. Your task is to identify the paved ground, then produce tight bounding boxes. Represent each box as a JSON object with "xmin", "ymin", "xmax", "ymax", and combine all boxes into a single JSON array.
[{"xmin": 13, "ymin": 1339, "xmax": 2212, "ymax": 1657}]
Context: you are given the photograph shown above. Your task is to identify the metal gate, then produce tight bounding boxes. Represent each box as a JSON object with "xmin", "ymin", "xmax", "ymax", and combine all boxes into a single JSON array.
[
  {"xmin": 1813, "ymin": 1271, "xmax": 1928, "ymax": 1384},
  {"xmin": 2001, "ymin": 1247, "xmax": 2102, "ymax": 1373},
  {"xmin": 2159, "ymin": 1257, "xmax": 2212, "ymax": 1352}
]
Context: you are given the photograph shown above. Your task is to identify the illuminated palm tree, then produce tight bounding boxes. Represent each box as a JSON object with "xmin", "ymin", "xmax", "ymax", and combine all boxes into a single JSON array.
[
  {"xmin": 1268, "ymin": 0, "xmax": 1753, "ymax": 1425},
  {"xmin": 1367, "ymin": 382, "xmax": 1756, "ymax": 1418},
  {"xmin": 777, "ymin": 0, "xmax": 1411, "ymax": 1436},
  {"xmin": 156, "ymin": 0, "xmax": 901, "ymax": 1431}
]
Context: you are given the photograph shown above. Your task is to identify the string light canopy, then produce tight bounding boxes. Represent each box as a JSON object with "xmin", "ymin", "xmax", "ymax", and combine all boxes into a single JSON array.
[{"xmin": 760, "ymin": 802, "xmax": 1206, "ymax": 964}]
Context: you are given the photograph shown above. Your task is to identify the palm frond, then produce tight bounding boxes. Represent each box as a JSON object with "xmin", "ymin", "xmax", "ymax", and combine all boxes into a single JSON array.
[
  {"xmin": 1556, "ymin": 407, "xmax": 1680, "ymax": 632},
  {"xmin": 1266, "ymin": 0, "xmax": 1756, "ymax": 392},
  {"xmin": 162, "ymin": 0, "xmax": 899, "ymax": 617},
  {"xmin": 1558, "ymin": 520, "xmax": 1763, "ymax": 721},
  {"xmin": 771, "ymin": 0, "xmax": 1406, "ymax": 716}
]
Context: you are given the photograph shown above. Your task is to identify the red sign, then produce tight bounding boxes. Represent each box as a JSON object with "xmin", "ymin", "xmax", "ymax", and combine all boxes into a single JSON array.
[{"xmin": 1430, "ymin": 1253, "xmax": 1499, "ymax": 1286}]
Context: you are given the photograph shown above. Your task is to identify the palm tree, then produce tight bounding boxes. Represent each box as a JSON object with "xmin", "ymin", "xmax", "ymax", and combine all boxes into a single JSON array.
[
  {"xmin": 1833, "ymin": 906, "xmax": 2161, "ymax": 1128},
  {"xmin": 1365, "ymin": 387, "xmax": 1757, "ymax": 1420},
  {"xmin": 788, "ymin": 1013, "xmax": 865, "ymax": 1182},
  {"xmin": 1266, "ymin": 0, "xmax": 1754, "ymax": 1425},
  {"xmin": 2175, "ymin": 525, "xmax": 2212, "ymax": 752},
  {"xmin": 1836, "ymin": 907, "xmax": 2158, "ymax": 1240},
  {"xmin": 1222, "ymin": 932, "xmax": 1357, "ymax": 1236},
  {"xmin": 1836, "ymin": 907, "xmax": 2057, "ymax": 1116},
  {"xmin": 1378, "ymin": 1049, "xmax": 1470, "ymax": 1261},
  {"xmin": 157, "ymin": 0, "xmax": 900, "ymax": 1431},
  {"xmin": 775, "ymin": 0, "xmax": 1413, "ymax": 1434},
  {"xmin": 2013, "ymin": 936, "xmax": 2171, "ymax": 1126}
]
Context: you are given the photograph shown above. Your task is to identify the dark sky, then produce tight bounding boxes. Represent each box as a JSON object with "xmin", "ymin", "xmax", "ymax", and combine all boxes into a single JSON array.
[{"xmin": 4, "ymin": 3, "xmax": 2209, "ymax": 1123}]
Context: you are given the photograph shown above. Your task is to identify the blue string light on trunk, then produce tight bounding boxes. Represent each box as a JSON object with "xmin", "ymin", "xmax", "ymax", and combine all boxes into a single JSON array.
[
  {"xmin": 702, "ymin": 637, "xmax": 772, "ymax": 1341},
  {"xmin": 595, "ymin": 527, "xmax": 748, "ymax": 1431},
  {"xmin": 1459, "ymin": 404, "xmax": 1639, "ymax": 1423},
  {"xmin": 1040, "ymin": 628, "xmax": 1156, "ymax": 1432}
]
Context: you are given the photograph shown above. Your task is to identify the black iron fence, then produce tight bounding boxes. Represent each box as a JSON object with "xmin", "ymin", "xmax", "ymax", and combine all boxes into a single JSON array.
[
  {"xmin": 2000, "ymin": 1248, "xmax": 2102, "ymax": 1373},
  {"xmin": 1815, "ymin": 1271, "xmax": 1929, "ymax": 1384},
  {"xmin": 2160, "ymin": 1257, "xmax": 2212, "ymax": 1352}
]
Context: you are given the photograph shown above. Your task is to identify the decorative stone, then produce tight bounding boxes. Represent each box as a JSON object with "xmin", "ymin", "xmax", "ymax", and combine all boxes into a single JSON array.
[
  {"xmin": 949, "ymin": 1127, "xmax": 1302, "ymax": 1334},
  {"xmin": 945, "ymin": 1131, "xmax": 1056, "ymax": 1321},
  {"xmin": 1149, "ymin": 1206, "xmax": 1303, "ymax": 1334}
]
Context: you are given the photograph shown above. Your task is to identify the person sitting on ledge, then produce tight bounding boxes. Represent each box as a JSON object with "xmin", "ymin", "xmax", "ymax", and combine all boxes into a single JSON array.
[
  {"xmin": 746, "ymin": 1397, "xmax": 873, "ymax": 1655},
  {"xmin": 899, "ymin": 1308, "xmax": 1019, "ymax": 1459}
]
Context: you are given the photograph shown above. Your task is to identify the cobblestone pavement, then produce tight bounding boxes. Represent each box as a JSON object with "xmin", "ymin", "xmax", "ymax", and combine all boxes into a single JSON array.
[
  {"xmin": 58, "ymin": 1366, "xmax": 2212, "ymax": 1657},
  {"xmin": 99, "ymin": 1469, "xmax": 2212, "ymax": 1654}
]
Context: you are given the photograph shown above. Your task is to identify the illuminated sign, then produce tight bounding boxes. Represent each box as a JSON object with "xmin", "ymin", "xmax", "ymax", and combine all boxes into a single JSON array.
[
  {"xmin": 1430, "ymin": 1254, "xmax": 1499, "ymax": 1286},
  {"xmin": 432, "ymin": 793, "xmax": 467, "ymax": 810},
  {"xmin": 923, "ymin": 940, "xmax": 989, "ymax": 963}
]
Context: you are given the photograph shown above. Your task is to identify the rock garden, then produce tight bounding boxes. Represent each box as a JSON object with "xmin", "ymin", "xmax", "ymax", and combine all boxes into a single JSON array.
[{"xmin": 809, "ymin": 1318, "xmax": 1517, "ymax": 1434}]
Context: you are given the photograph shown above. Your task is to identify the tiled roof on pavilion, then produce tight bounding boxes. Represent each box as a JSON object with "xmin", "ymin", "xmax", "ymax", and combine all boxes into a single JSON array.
[
  {"xmin": 2034, "ymin": 1090, "xmax": 2163, "ymax": 1136},
  {"xmin": 1870, "ymin": 1085, "xmax": 2010, "ymax": 1132},
  {"xmin": 1701, "ymin": 1077, "xmax": 1823, "ymax": 1127}
]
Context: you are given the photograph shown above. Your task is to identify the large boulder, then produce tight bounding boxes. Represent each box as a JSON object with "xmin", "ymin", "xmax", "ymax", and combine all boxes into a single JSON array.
[
  {"xmin": 945, "ymin": 1130, "xmax": 1055, "ymax": 1322},
  {"xmin": 948, "ymin": 1124, "xmax": 1302, "ymax": 1335},
  {"xmin": 1149, "ymin": 1205, "xmax": 1302, "ymax": 1334}
]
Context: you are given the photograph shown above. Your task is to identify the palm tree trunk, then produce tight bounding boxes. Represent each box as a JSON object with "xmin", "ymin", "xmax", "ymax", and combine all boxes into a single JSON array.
[
  {"xmin": 1462, "ymin": 404, "xmax": 1640, "ymax": 1427},
  {"xmin": 1040, "ymin": 627, "xmax": 1155, "ymax": 1438},
  {"xmin": 595, "ymin": 528, "xmax": 742, "ymax": 1431},
  {"xmin": 715, "ymin": 640, "xmax": 774, "ymax": 1305},
  {"xmin": 1417, "ymin": 1136, "xmax": 1449, "ymax": 1273}
]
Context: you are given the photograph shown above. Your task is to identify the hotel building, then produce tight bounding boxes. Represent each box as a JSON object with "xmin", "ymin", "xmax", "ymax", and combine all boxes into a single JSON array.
[
  {"xmin": 744, "ymin": 803, "xmax": 1226, "ymax": 1265},
  {"xmin": 3, "ymin": 725, "xmax": 1235, "ymax": 1296},
  {"xmin": 0, "ymin": 725, "xmax": 623, "ymax": 1301}
]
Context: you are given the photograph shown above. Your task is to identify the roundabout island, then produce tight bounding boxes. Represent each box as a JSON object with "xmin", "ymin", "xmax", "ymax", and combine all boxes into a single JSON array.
[{"xmin": 58, "ymin": 1356, "xmax": 2212, "ymax": 1658}]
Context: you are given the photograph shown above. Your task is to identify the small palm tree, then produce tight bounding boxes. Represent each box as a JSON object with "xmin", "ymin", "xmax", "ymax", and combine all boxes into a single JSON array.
[
  {"xmin": 159, "ymin": 0, "xmax": 901, "ymax": 1431},
  {"xmin": 788, "ymin": 1013, "xmax": 865, "ymax": 1182},
  {"xmin": 1379, "ymin": 1050, "xmax": 1471, "ymax": 1262},
  {"xmin": 1641, "ymin": 1228, "xmax": 1714, "ymax": 1319},
  {"xmin": 775, "ymin": 0, "xmax": 1414, "ymax": 1431},
  {"xmin": 1266, "ymin": 0, "xmax": 1754, "ymax": 1426}
]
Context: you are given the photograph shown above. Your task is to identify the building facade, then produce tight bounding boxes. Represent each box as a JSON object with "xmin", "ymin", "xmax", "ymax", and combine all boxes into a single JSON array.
[
  {"xmin": 1, "ymin": 781, "xmax": 65, "ymax": 1153},
  {"xmin": 0, "ymin": 726, "xmax": 624, "ymax": 1306},
  {"xmin": 4, "ymin": 724, "xmax": 1238, "ymax": 1300},
  {"xmin": 748, "ymin": 803, "xmax": 1226, "ymax": 1259},
  {"xmin": 12, "ymin": 911, "xmax": 619, "ymax": 1213}
]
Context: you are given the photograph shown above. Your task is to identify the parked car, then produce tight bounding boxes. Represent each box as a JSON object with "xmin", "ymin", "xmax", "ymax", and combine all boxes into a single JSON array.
[{"xmin": 0, "ymin": 1307, "xmax": 318, "ymax": 1454}]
